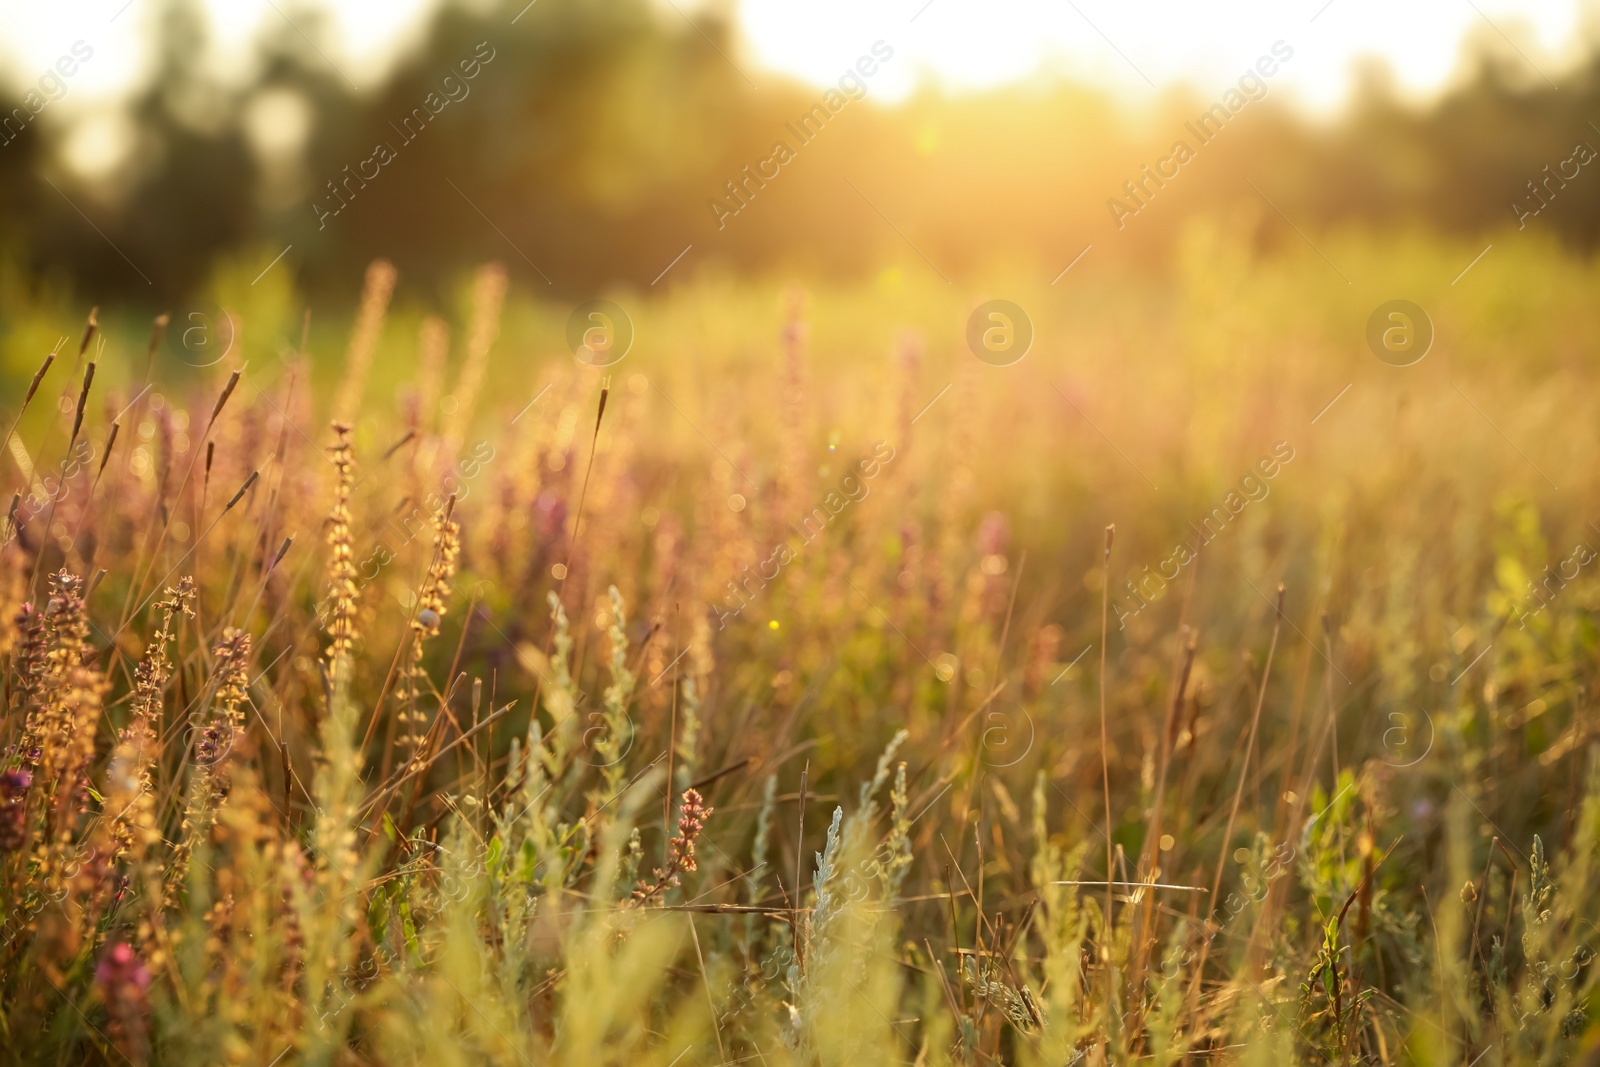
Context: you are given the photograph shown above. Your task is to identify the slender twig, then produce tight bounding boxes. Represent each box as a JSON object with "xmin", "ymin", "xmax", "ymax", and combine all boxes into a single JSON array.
[
  {"xmin": 793, "ymin": 764, "xmax": 808, "ymax": 964},
  {"xmin": 1098, "ymin": 524, "xmax": 1117, "ymax": 1038}
]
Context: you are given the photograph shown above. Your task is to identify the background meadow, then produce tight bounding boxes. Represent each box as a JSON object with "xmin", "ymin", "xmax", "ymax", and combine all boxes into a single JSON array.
[{"xmin": 3, "ymin": 1, "xmax": 1600, "ymax": 1063}]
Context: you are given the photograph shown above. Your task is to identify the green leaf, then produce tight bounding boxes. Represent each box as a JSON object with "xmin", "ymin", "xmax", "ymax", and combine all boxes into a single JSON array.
[
  {"xmin": 486, "ymin": 835, "xmax": 504, "ymax": 877},
  {"xmin": 519, "ymin": 838, "xmax": 538, "ymax": 881}
]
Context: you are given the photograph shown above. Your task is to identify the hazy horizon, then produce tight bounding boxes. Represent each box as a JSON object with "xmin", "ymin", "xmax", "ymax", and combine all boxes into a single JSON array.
[{"xmin": 1, "ymin": 0, "xmax": 1588, "ymax": 124}]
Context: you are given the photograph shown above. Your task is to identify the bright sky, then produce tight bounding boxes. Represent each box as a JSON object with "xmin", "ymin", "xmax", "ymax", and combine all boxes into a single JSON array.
[
  {"xmin": 0, "ymin": 0, "xmax": 1586, "ymax": 119},
  {"xmin": 741, "ymin": 0, "xmax": 1586, "ymax": 106}
]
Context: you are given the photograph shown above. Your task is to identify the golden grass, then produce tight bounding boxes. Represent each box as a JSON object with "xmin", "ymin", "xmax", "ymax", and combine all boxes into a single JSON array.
[{"xmin": 0, "ymin": 227, "xmax": 1597, "ymax": 1064}]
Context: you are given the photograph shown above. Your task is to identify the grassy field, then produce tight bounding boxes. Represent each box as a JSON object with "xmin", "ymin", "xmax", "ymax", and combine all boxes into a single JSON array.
[{"xmin": 1, "ymin": 227, "xmax": 1598, "ymax": 1065}]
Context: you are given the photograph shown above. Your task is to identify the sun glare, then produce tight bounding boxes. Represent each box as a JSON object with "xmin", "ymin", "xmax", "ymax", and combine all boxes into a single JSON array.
[
  {"xmin": 0, "ymin": 0, "xmax": 1585, "ymax": 113},
  {"xmin": 735, "ymin": 0, "xmax": 1586, "ymax": 109}
]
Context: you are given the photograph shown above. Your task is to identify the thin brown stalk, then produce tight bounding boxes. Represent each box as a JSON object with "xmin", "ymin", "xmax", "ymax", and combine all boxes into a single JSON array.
[
  {"xmin": 1098, "ymin": 523, "xmax": 1116, "ymax": 1035},
  {"xmin": 687, "ymin": 913, "xmax": 728, "ymax": 1063},
  {"xmin": 1210, "ymin": 586, "xmax": 1284, "ymax": 903},
  {"xmin": 1323, "ymin": 613, "xmax": 1339, "ymax": 786},
  {"xmin": 0, "ymin": 353, "xmax": 55, "ymax": 486},
  {"xmin": 1182, "ymin": 585, "xmax": 1284, "ymax": 1051},
  {"xmin": 793, "ymin": 763, "xmax": 808, "ymax": 964},
  {"xmin": 1131, "ymin": 625, "xmax": 1197, "ymax": 1033},
  {"xmin": 115, "ymin": 369, "xmax": 245, "ymax": 641},
  {"xmin": 142, "ymin": 313, "xmax": 169, "ymax": 381}
]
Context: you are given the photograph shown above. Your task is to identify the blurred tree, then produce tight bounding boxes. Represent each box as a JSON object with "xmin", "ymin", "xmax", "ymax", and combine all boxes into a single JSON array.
[{"xmin": 0, "ymin": 0, "xmax": 1595, "ymax": 303}]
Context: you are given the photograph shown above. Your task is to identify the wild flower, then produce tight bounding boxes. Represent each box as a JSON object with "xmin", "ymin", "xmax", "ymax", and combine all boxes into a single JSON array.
[
  {"xmin": 633, "ymin": 788, "xmax": 712, "ymax": 905},
  {"xmin": 440, "ymin": 262, "xmax": 507, "ymax": 458},
  {"xmin": 747, "ymin": 774, "xmax": 776, "ymax": 910},
  {"xmin": 412, "ymin": 316, "xmax": 448, "ymax": 437},
  {"xmin": 880, "ymin": 761, "xmax": 913, "ymax": 898},
  {"xmin": 541, "ymin": 590, "xmax": 577, "ymax": 728},
  {"xmin": 169, "ymin": 628, "xmax": 252, "ymax": 903},
  {"xmin": 322, "ymin": 421, "xmax": 360, "ymax": 671},
  {"xmin": 25, "ymin": 571, "xmax": 105, "ymax": 886},
  {"xmin": 21, "ymin": 571, "xmax": 90, "ymax": 787},
  {"xmin": 95, "ymin": 941, "xmax": 152, "ymax": 1063},
  {"xmin": 0, "ymin": 768, "xmax": 30, "ymax": 852},
  {"xmin": 332, "ymin": 259, "xmax": 398, "ymax": 423},
  {"xmin": 399, "ymin": 497, "xmax": 460, "ymax": 755},
  {"xmin": 111, "ymin": 579, "xmax": 194, "ymax": 866},
  {"xmin": 208, "ymin": 626, "xmax": 253, "ymax": 762},
  {"xmin": 6, "ymin": 602, "xmax": 45, "ymax": 765},
  {"xmin": 595, "ymin": 585, "xmax": 636, "ymax": 796}
]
